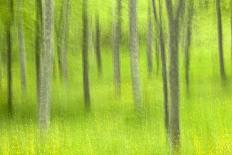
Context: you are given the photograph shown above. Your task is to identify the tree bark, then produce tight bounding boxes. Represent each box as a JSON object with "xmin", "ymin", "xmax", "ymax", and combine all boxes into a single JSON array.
[
  {"xmin": 146, "ymin": 3, "xmax": 153, "ymax": 75},
  {"xmin": 18, "ymin": 0, "xmax": 27, "ymax": 95},
  {"xmin": 6, "ymin": 27, "xmax": 13, "ymax": 116},
  {"xmin": 39, "ymin": 0, "xmax": 54, "ymax": 130},
  {"xmin": 152, "ymin": 0, "xmax": 169, "ymax": 133},
  {"xmin": 35, "ymin": 0, "xmax": 42, "ymax": 102},
  {"xmin": 184, "ymin": 1, "xmax": 194, "ymax": 94},
  {"xmin": 95, "ymin": 13, "xmax": 102, "ymax": 76},
  {"xmin": 165, "ymin": 0, "xmax": 185, "ymax": 153},
  {"xmin": 129, "ymin": 0, "xmax": 142, "ymax": 112},
  {"xmin": 57, "ymin": 0, "xmax": 70, "ymax": 83},
  {"xmin": 216, "ymin": 0, "xmax": 226, "ymax": 80},
  {"xmin": 7, "ymin": 0, "xmax": 14, "ymax": 116},
  {"xmin": 113, "ymin": 0, "xmax": 122, "ymax": 96},
  {"xmin": 82, "ymin": 0, "xmax": 91, "ymax": 110}
]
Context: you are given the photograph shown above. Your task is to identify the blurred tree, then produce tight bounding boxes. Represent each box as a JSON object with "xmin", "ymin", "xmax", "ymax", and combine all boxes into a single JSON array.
[
  {"xmin": 39, "ymin": 0, "xmax": 54, "ymax": 130},
  {"xmin": 35, "ymin": 0, "xmax": 42, "ymax": 102},
  {"xmin": 184, "ymin": 0, "xmax": 194, "ymax": 94},
  {"xmin": 165, "ymin": 0, "xmax": 185, "ymax": 153},
  {"xmin": 57, "ymin": 0, "xmax": 70, "ymax": 83},
  {"xmin": 82, "ymin": 0, "xmax": 91, "ymax": 110},
  {"xmin": 113, "ymin": 0, "xmax": 122, "ymax": 96},
  {"xmin": 6, "ymin": 0, "xmax": 14, "ymax": 116},
  {"xmin": 216, "ymin": 0, "xmax": 226, "ymax": 80},
  {"xmin": 129, "ymin": 0, "xmax": 142, "ymax": 112},
  {"xmin": 17, "ymin": 0, "xmax": 27, "ymax": 95},
  {"xmin": 146, "ymin": 3, "xmax": 153, "ymax": 75},
  {"xmin": 152, "ymin": 0, "xmax": 169, "ymax": 133},
  {"xmin": 95, "ymin": 12, "xmax": 102, "ymax": 76}
]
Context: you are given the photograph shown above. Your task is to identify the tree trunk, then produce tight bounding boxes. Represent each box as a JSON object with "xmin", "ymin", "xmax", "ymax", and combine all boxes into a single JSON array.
[
  {"xmin": 39, "ymin": 0, "xmax": 54, "ymax": 130},
  {"xmin": 6, "ymin": 27, "xmax": 13, "ymax": 116},
  {"xmin": 129, "ymin": 0, "xmax": 142, "ymax": 112},
  {"xmin": 82, "ymin": 0, "xmax": 91, "ymax": 110},
  {"xmin": 7, "ymin": 0, "xmax": 14, "ymax": 116},
  {"xmin": 35, "ymin": 0, "xmax": 42, "ymax": 102},
  {"xmin": 146, "ymin": 4, "xmax": 153, "ymax": 75},
  {"xmin": 113, "ymin": 0, "xmax": 122, "ymax": 96},
  {"xmin": 18, "ymin": 0, "xmax": 27, "ymax": 95},
  {"xmin": 216, "ymin": 0, "xmax": 226, "ymax": 80},
  {"xmin": 152, "ymin": 0, "xmax": 169, "ymax": 133},
  {"xmin": 57, "ymin": 0, "xmax": 70, "ymax": 83},
  {"xmin": 165, "ymin": 0, "xmax": 185, "ymax": 153},
  {"xmin": 95, "ymin": 13, "xmax": 102, "ymax": 76},
  {"xmin": 184, "ymin": 1, "xmax": 194, "ymax": 94}
]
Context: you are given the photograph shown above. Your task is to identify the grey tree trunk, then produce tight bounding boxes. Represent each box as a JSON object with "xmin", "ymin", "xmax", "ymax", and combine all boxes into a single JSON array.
[
  {"xmin": 230, "ymin": 0, "xmax": 232, "ymax": 63},
  {"xmin": 184, "ymin": 1, "xmax": 194, "ymax": 94},
  {"xmin": 39, "ymin": 0, "xmax": 54, "ymax": 130},
  {"xmin": 6, "ymin": 27, "xmax": 13, "ymax": 116},
  {"xmin": 82, "ymin": 0, "xmax": 91, "ymax": 110},
  {"xmin": 18, "ymin": 0, "xmax": 27, "ymax": 95},
  {"xmin": 146, "ymin": 4, "xmax": 153, "ymax": 75},
  {"xmin": 152, "ymin": 0, "xmax": 169, "ymax": 133},
  {"xmin": 216, "ymin": 0, "xmax": 226, "ymax": 80},
  {"xmin": 165, "ymin": 0, "xmax": 185, "ymax": 153},
  {"xmin": 129, "ymin": 0, "xmax": 142, "ymax": 111},
  {"xmin": 7, "ymin": 0, "xmax": 14, "ymax": 116},
  {"xmin": 35, "ymin": 0, "xmax": 42, "ymax": 102},
  {"xmin": 113, "ymin": 0, "xmax": 122, "ymax": 96},
  {"xmin": 95, "ymin": 13, "xmax": 102, "ymax": 76},
  {"xmin": 57, "ymin": 0, "xmax": 70, "ymax": 83}
]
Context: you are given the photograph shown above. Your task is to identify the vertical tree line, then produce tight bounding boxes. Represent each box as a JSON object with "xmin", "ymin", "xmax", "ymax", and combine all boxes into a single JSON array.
[
  {"xmin": 113, "ymin": 0, "xmax": 122, "ymax": 96},
  {"xmin": 129, "ymin": 0, "xmax": 142, "ymax": 112},
  {"xmin": 39, "ymin": 0, "xmax": 54, "ymax": 130},
  {"xmin": 82, "ymin": 0, "xmax": 91, "ymax": 110}
]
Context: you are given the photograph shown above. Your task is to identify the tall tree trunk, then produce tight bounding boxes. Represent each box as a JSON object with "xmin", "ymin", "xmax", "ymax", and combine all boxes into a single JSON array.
[
  {"xmin": 82, "ymin": 0, "xmax": 91, "ymax": 110},
  {"xmin": 152, "ymin": 0, "xmax": 169, "ymax": 133},
  {"xmin": 113, "ymin": 0, "xmax": 122, "ymax": 96},
  {"xmin": 7, "ymin": 0, "xmax": 14, "ymax": 116},
  {"xmin": 35, "ymin": 0, "xmax": 42, "ymax": 102},
  {"xmin": 216, "ymin": 0, "xmax": 226, "ymax": 80},
  {"xmin": 146, "ymin": 4, "xmax": 153, "ymax": 75},
  {"xmin": 231, "ymin": 0, "xmax": 232, "ymax": 60},
  {"xmin": 18, "ymin": 0, "xmax": 27, "ymax": 95},
  {"xmin": 184, "ymin": 1, "xmax": 194, "ymax": 94},
  {"xmin": 129, "ymin": 0, "xmax": 142, "ymax": 111},
  {"xmin": 57, "ymin": 0, "xmax": 70, "ymax": 83},
  {"xmin": 6, "ymin": 27, "xmax": 13, "ymax": 116},
  {"xmin": 39, "ymin": 0, "xmax": 54, "ymax": 130},
  {"xmin": 95, "ymin": 13, "xmax": 102, "ymax": 76},
  {"xmin": 165, "ymin": 0, "xmax": 185, "ymax": 153}
]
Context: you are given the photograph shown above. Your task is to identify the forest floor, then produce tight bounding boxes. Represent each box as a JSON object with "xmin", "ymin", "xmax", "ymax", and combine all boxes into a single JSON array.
[{"xmin": 0, "ymin": 46, "xmax": 231, "ymax": 154}]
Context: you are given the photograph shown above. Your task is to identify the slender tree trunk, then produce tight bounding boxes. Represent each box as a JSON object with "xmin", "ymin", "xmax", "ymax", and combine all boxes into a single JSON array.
[
  {"xmin": 165, "ymin": 0, "xmax": 185, "ymax": 153},
  {"xmin": 95, "ymin": 13, "xmax": 102, "ymax": 76},
  {"xmin": 152, "ymin": 0, "xmax": 169, "ymax": 133},
  {"xmin": 230, "ymin": 0, "xmax": 232, "ymax": 63},
  {"xmin": 146, "ymin": 4, "xmax": 153, "ymax": 75},
  {"xmin": 113, "ymin": 0, "xmax": 122, "ymax": 96},
  {"xmin": 57, "ymin": 0, "xmax": 70, "ymax": 83},
  {"xmin": 18, "ymin": 0, "xmax": 27, "ymax": 95},
  {"xmin": 129, "ymin": 0, "xmax": 142, "ymax": 111},
  {"xmin": 216, "ymin": 0, "xmax": 226, "ymax": 80},
  {"xmin": 7, "ymin": 0, "xmax": 14, "ymax": 116},
  {"xmin": 35, "ymin": 0, "xmax": 42, "ymax": 102},
  {"xmin": 39, "ymin": 0, "xmax": 54, "ymax": 130},
  {"xmin": 82, "ymin": 0, "xmax": 91, "ymax": 110},
  {"xmin": 184, "ymin": 1, "xmax": 194, "ymax": 94},
  {"xmin": 6, "ymin": 27, "xmax": 13, "ymax": 116}
]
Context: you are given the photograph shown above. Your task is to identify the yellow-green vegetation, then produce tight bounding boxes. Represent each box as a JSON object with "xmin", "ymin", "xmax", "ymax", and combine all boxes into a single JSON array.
[{"xmin": 0, "ymin": 0, "xmax": 231, "ymax": 154}]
